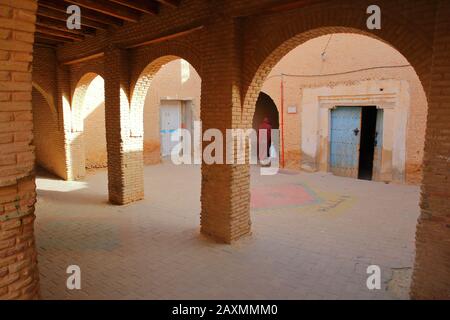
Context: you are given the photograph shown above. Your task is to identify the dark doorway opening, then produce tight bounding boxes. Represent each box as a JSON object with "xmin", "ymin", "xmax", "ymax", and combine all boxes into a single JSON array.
[
  {"xmin": 358, "ymin": 106, "xmax": 378, "ymax": 180},
  {"xmin": 253, "ymin": 92, "xmax": 280, "ymax": 160},
  {"xmin": 252, "ymin": 92, "xmax": 280, "ymax": 131}
]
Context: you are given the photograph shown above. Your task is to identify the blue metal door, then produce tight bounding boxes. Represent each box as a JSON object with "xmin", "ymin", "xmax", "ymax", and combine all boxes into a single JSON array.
[{"xmin": 330, "ymin": 107, "xmax": 362, "ymax": 178}]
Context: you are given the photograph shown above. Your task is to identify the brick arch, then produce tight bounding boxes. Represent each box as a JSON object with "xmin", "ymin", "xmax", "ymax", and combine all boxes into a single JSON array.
[
  {"xmin": 70, "ymin": 59, "xmax": 105, "ymax": 97},
  {"xmin": 241, "ymin": 3, "xmax": 433, "ymax": 127},
  {"xmin": 129, "ymin": 54, "xmax": 202, "ymax": 137},
  {"xmin": 66, "ymin": 72, "xmax": 106, "ymax": 179},
  {"xmin": 71, "ymin": 72, "xmax": 104, "ymax": 132},
  {"xmin": 129, "ymin": 40, "xmax": 203, "ymax": 90},
  {"xmin": 32, "ymin": 81, "xmax": 57, "ymax": 119}
]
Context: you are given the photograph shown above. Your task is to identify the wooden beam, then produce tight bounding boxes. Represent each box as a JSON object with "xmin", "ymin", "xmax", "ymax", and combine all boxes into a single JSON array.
[
  {"xmin": 61, "ymin": 52, "xmax": 104, "ymax": 65},
  {"xmin": 36, "ymin": 16, "xmax": 96, "ymax": 36},
  {"xmin": 34, "ymin": 38, "xmax": 60, "ymax": 47},
  {"xmin": 39, "ymin": 0, "xmax": 123, "ymax": 27},
  {"xmin": 65, "ymin": 0, "xmax": 141, "ymax": 22},
  {"xmin": 109, "ymin": 0, "xmax": 159, "ymax": 15},
  {"xmin": 35, "ymin": 32, "xmax": 74, "ymax": 43},
  {"xmin": 36, "ymin": 25, "xmax": 85, "ymax": 40},
  {"xmin": 156, "ymin": 0, "xmax": 180, "ymax": 8},
  {"xmin": 265, "ymin": 0, "xmax": 323, "ymax": 13},
  {"xmin": 232, "ymin": 0, "xmax": 323, "ymax": 17},
  {"xmin": 124, "ymin": 25, "xmax": 204, "ymax": 49},
  {"xmin": 37, "ymin": 6, "xmax": 111, "ymax": 30},
  {"xmin": 35, "ymin": 42, "xmax": 57, "ymax": 48}
]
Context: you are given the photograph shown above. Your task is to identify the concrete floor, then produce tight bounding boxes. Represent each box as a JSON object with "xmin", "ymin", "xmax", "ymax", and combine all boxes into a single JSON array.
[{"xmin": 35, "ymin": 163, "xmax": 420, "ymax": 299}]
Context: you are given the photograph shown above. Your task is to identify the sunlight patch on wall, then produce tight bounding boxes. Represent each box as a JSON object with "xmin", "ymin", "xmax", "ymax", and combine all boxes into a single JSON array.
[
  {"xmin": 83, "ymin": 75, "xmax": 105, "ymax": 119},
  {"xmin": 181, "ymin": 59, "xmax": 190, "ymax": 84}
]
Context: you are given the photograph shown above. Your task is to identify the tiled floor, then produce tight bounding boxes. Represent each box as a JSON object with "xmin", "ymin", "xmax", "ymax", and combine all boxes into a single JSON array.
[{"xmin": 35, "ymin": 163, "xmax": 420, "ymax": 299}]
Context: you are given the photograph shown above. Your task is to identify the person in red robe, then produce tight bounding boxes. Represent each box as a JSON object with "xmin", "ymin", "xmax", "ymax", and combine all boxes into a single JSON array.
[{"xmin": 258, "ymin": 117, "xmax": 272, "ymax": 162}]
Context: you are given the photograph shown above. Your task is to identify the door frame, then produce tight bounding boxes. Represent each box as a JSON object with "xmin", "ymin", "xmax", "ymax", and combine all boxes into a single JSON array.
[
  {"xmin": 159, "ymin": 99, "xmax": 182, "ymax": 157},
  {"xmin": 301, "ymin": 83, "xmax": 408, "ymax": 183},
  {"xmin": 321, "ymin": 103, "xmax": 386, "ymax": 181}
]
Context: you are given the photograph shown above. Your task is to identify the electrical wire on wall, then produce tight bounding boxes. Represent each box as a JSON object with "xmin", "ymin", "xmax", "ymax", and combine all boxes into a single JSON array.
[
  {"xmin": 320, "ymin": 34, "xmax": 333, "ymax": 62},
  {"xmin": 264, "ymin": 64, "xmax": 412, "ymax": 81}
]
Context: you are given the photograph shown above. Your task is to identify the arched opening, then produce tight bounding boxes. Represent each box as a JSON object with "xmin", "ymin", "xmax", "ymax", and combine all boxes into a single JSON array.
[
  {"xmin": 248, "ymin": 32, "xmax": 428, "ymax": 299},
  {"xmin": 252, "ymin": 92, "xmax": 280, "ymax": 131},
  {"xmin": 71, "ymin": 73, "xmax": 107, "ymax": 173},
  {"xmin": 81, "ymin": 75, "xmax": 107, "ymax": 169},
  {"xmin": 252, "ymin": 92, "xmax": 280, "ymax": 161},
  {"xmin": 255, "ymin": 33, "xmax": 428, "ymax": 184},
  {"xmin": 129, "ymin": 55, "xmax": 203, "ymax": 230},
  {"xmin": 136, "ymin": 58, "xmax": 202, "ymax": 164}
]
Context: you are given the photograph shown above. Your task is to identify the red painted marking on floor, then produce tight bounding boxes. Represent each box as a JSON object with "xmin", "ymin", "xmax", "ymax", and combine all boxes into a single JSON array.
[{"xmin": 251, "ymin": 183, "xmax": 318, "ymax": 209}]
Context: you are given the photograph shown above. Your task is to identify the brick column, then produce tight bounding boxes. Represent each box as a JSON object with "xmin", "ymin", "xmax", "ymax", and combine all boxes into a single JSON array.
[
  {"xmin": 0, "ymin": 0, "xmax": 40, "ymax": 299},
  {"xmin": 411, "ymin": 0, "xmax": 450, "ymax": 299},
  {"xmin": 200, "ymin": 18, "xmax": 252, "ymax": 243},
  {"xmin": 104, "ymin": 46, "xmax": 144, "ymax": 205},
  {"xmin": 56, "ymin": 64, "xmax": 83, "ymax": 181}
]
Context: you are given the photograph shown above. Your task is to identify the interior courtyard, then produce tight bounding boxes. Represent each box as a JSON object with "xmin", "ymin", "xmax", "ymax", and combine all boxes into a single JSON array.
[{"xmin": 0, "ymin": 0, "xmax": 449, "ymax": 300}]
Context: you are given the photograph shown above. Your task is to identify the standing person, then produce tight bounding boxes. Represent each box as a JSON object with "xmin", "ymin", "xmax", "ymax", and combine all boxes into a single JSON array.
[{"xmin": 258, "ymin": 117, "xmax": 272, "ymax": 162}]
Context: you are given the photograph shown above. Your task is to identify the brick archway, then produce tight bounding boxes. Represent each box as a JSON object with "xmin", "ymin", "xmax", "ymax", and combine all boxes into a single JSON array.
[
  {"xmin": 68, "ymin": 73, "xmax": 105, "ymax": 179},
  {"xmin": 242, "ymin": 2, "xmax": 433, "ymax": 126},
  {"xmin": 71, "ymin": 73, "xmax": 103, "ymax": 132},
  {"xmin": 131, "ymin": 56, "xmax": 180, "ymax": 137},
  {"xmin": 129, "ymin": 49, "xmax": 202, "ymax": 138},
  {"xmin": 240, "ymin": 3, "xmax": 437, "ymax": 298}
]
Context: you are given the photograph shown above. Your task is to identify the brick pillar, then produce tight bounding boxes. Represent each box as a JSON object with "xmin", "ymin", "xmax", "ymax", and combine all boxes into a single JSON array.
[
  {"xmin": 0, "ymin": 0, "xmax": 40, "ymax": 299},
  {"xmin": 104, "ymin": 46, "xmax": 144, "ymax": 205},
  {"xmin": 411, "ymin": 0, "xmax": 450, "ymax": 299},
  {"xmin": 200, "ymin": 18, "xmax": 251, "ymax": 243}
]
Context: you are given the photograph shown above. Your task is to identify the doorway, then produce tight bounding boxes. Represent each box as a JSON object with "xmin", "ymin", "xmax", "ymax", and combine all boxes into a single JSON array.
[
  {"xmin": 160, "ymin": 100, "xmax": 181, "ymax": 157},
  {"xmin": 358, "ymin": 106, "xmax": 378, "ymax": 180},
  {"xmin": 330, "ymin": 106, "xmax": 382, "ymax": 181}
]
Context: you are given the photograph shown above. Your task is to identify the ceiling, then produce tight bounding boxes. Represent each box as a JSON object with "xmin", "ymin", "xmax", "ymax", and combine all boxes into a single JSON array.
[{"xmin": 35, "ymin": 0, "xmax": 181, "ymax": 47}]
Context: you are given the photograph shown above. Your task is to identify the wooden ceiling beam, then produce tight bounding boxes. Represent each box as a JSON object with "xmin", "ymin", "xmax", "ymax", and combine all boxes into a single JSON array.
[
  {"xmin": 37, "ymin": 6, "xmax": 111, "ymax": 30},
  {"xmin": 61, "ymin": 52, "xmax": 104, "ymax": 65},
  {"xmin": 124, "ymin": 24, "xmax": 204, "ymax": 49},
  {"xmin": 156, "ymin": 0, "xmax": 180, "ymax": 8},
  {"xmin": 39, "ymin": 0, "xmax": 123, "ymax": 27},
  {"xmin": 36, "ymin": 25, "xmax": 85, "ymax": 41},
  {"xmin": 36, "ymin": 16, "xmax": 96, "ymax": 36},
  {"xmin": 65, "ymin": 0, "xmax": 141, "ymax": 22},
  {"xmin": 109, "ymin": 0, "xmax": 159, "ymax": 15},
  {"xmin": 34, "ymin": 37, "xmax": 60, "ymax": 47},
  {"xmin": 265, "ymin": 0, "xmax": 323, "ymax": 13},
  {"xmin": 35, "ymin": 32, "xmax": 74, "ymax": 43}
]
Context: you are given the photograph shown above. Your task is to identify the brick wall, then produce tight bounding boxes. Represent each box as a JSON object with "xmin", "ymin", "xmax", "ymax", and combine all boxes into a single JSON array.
[
  {"xmin": 0, "ymin": 0, "xmax": 39, "ymax": 299},
  {"xmin": 32, "ymin": 88, "xmax": 63, "ymax": 174},
  {"xmin": 411, "ymin": 0, "xmax": 450, "ymax": 300},
  {"xmin": 31, "ymin": 46, "xmax": 67, "ymax": 179}
]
